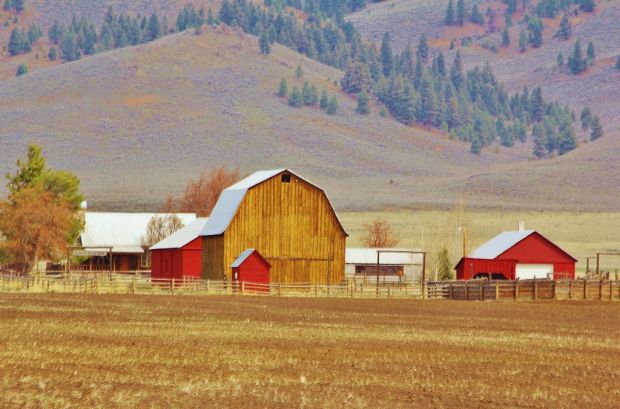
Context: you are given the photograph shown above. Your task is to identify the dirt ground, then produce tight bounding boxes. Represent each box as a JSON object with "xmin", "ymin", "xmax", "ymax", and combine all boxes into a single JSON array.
[{"xmin": 1, "ymin": 294, "xmax": 619, "ymax": 408}]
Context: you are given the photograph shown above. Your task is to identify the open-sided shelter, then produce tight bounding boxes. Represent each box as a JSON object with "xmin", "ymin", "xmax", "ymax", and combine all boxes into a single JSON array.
[{"xmin": 200, "ymin": 169, "xmax": 347, "ymax": 284}]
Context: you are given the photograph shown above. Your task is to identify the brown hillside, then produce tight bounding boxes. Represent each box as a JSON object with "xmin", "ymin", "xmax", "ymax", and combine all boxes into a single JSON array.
[{"xmin": 0, "ymin": 26, "xmax": 618, "ymax": 211}]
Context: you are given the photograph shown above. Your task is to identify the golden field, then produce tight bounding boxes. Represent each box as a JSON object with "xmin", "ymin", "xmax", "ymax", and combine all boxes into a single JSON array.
[{"xmin": 1, "ymin": 294, "xmax": 619, "ymax": 408}]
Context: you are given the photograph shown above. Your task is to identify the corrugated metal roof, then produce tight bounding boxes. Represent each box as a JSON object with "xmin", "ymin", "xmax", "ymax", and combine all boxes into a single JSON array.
[
  {"xmin": 469, "ymin": 230, "xmax": 535, "ymax": 259},
  {"xmin": 150, "ymin": 218, "xmax": 209, "ymax": 250},
  {"xmin": 199, "ymin": 169, "xmax": 285, "ymax": 237},
  {"xmin": 80, "ymin": 212, "xmax": 197, "ymax": 254},
  {"xmin": 230, "ymin": 249, "xmax": 256, "ymax": 268},
  {"xmin": 345, "ymin": 248, "xmax": 421, "ymax": 265}
]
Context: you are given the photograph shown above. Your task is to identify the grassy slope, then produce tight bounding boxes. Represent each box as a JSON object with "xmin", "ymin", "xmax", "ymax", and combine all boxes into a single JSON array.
[
  {"xmin": 347, "ymin": 0, "xmax": 620, "ymax": 208},
  {"xmin": 1, "ymin": 26, "xmax": 524, "ymax": 210}
]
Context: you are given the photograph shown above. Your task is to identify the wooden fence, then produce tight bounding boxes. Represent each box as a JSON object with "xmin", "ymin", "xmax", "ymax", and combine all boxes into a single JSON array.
[
  {"xmin": 1, "ymin": 274, "xmax": 618, "ymax": 301},
  {"xmin": 426, "ymin": 279, "xmax": 620, "ymax": 301}
]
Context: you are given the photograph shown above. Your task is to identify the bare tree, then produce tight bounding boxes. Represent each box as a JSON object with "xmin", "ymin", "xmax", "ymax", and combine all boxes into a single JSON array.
[
  {"xmin": 141, "ymin": 214, "xmax": 184, "ymax": 249},
  {"xmin": 361, "ymin": 218, "xmax": 401, "ymax": 248},
  {"xmin": 165, "ymin": 167, "xmax": 240, "ymax": 216}
]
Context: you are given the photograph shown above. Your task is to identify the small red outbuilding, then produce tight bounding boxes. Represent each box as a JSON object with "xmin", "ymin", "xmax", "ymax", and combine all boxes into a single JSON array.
[
  {"xmin": 231, "ymin": 249, "xmax": 271, "ymax": 287},
  {"xmin": 150, "ymin": 218, "xmax": 208, "ymax": 280},
  {"xmin": 455, "ymin": 229, "xmax": 576, "ymax": 280}
]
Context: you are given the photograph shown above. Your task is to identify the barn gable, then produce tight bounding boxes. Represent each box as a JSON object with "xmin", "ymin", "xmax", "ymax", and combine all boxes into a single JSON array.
[{"xmin": 498, "ymin": 232, "xmax": 577, "ymax": 263}]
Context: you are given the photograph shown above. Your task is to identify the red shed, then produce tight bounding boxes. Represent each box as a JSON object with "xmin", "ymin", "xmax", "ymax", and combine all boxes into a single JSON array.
[
  {"xmin": 231, "ymin": 249, "xmax": 271, "ymax": 288},
  {"xmin": 455, "ymin": 229, "xmax": 576, "ymax": 280},
  {"xmin": 150, "ymin": 218, "xmax": 208, "ymax": 280}
]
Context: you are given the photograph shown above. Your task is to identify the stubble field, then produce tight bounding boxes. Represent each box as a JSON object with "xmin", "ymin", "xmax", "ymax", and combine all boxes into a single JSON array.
[{"xmin": 1, "ymin": 294, "xmax": 619, "ymax": 408}]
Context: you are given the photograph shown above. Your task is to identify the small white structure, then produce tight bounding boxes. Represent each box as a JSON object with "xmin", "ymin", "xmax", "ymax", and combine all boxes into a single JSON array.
[{"xmin": 345, "ymin": 248, "xmax": 423, "ymax": 282}]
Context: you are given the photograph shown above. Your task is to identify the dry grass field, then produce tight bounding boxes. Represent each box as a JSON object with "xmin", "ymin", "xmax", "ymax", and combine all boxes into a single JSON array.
[
  {"xmin": 341, "ymin": 210, "xmax": 620, "ymax": 274},
  {"xmin": 1, "ymin": 294, "xmax": 619, "ymax": 408}
]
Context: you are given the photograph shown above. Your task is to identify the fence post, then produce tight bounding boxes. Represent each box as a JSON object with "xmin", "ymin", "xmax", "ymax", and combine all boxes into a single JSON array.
[
  {"xmin": 241, "ymin": 281, "xmax": 245, "ymax": 295},
  {"xmin": 514, "ymin": 281, "xmax": 519, "ymax": 301},
  {"xmin": 170, "ymin": 278, "xmax": 175, "ymax": 295},
  {"xmin": 449, "ymin": 282, "xmax": 453, "ymax": 300},
  {"xmin": 465, "ymin": 282, "xmax": 469, "ymax": 301},
  {"xmin": 553, "ymin": 280, "xmax": 557, "ymax": 300},
  {"xmin": 533, "ymin": 279, "xmax": 537, "ymax": 301},
  {"xmin": 278, "ymin": 283, "xmax": 281, "ymax": 297},
  {"xmin": 583, "ymin": 279, "xmax": 587, "ymax": 300},
  {"xmin": 599, "ymin": 279, "xmax": 603, "ymax": 300},
  {"xmin": 495, "ymin": 281, "xmax": 499, "ymax": 301},
  {"xmin": 609, "ymin": 280, "xmax": 613, "ymax": 301},
  {"xmin": 569, "ymin": 280, "xmax": 572, "ymax": 300},
  {"xmin": 480, "ymin": 280, "xmax": 484, "ymax": 301}
]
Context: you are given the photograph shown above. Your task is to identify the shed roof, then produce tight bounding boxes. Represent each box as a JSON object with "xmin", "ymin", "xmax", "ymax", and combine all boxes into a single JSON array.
[
  {"xmin": 469, "ymin": 230, "xmax": 536, "ymax": 259},
  {"xmin": 199, "ymin": 168, "xmax": 346, "ymax": 237},
  {"xmin": 80, "ymin": 212, "xmax": 197, "ymax": 254},
  {"xmin": 150, "ymin": 218, "xmax": 209, "ymax": 250},
  {"xmin": 345, "ymin": 248, "xmax": 421, "ymax": 265},
  {"xmin": 230, "ymin": 249, "xmax": 270, "ymax": 268}
]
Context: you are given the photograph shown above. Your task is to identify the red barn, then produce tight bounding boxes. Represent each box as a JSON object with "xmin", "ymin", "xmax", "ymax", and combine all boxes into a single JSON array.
[
  {"xmin": 455, "ymin": 229, "xmax": 576, "ymax": 280},
  {"xmin": 231, "ymin": 249, "xmax": 271, "ymax": 286},
  {"xmin": 150, "ymin": 218, "xmax": 208, "ymax": 280}
]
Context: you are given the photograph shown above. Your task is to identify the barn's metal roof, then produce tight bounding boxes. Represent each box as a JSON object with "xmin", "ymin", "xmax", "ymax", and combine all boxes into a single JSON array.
[
  {"xmin": 231, "ymin": 249, "xmax": 257, "ymax": 268},
  {"xmin": 80, "ymin": 212, "xmax": 197, "ymax": 254},
  {"xmin": 469, "ymin": 230, "xmax": 535, "ymax": 259},
  {"xmin": 345, "ymin": 248, "xmax": 422, "ymax": 265},
  {"xmin": 150, "ymin": 218, "xmax": 209, "ymax": 250}
]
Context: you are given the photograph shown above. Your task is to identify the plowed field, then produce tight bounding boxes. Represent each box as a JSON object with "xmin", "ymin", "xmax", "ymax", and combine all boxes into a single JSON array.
[{"xmin": 1, "ymin": 294, "xmax": 619, "ymax": 408}]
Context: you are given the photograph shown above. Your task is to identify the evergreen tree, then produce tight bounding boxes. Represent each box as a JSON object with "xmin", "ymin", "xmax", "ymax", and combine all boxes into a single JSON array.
[
  {"xmin": 586, "ymin": 41, "xmax": 595, "ymax": 62},
  {"xmin": 341, "ymin": 62, "xmax": 370, "ymax": 93},
  {"xmin": 16, "ymin": 63, "xmax": 27, "ymax": 76},
  {"xmin": 450, "ymin": 51, "xmax": 464, "ymax": 89},
  {"xmin": 567, "ymin": 39, "xmax": 587, "ymax": 74},
  {"xmin": 445, "ymin": 0, "xmax": 455, "ymax": 25},
  {"xmin": 27, "ymin": 24, "xmax": 43, "ymax": 44},
  {"xmin": 470, "ymin": 4, "xmax": 484, "ymax": 25},
  {"xmin": 295, "ymin": 65, "xmax": 303, "ymax": 80},
  {"xmin": 13, "ymin": 0, "xmax": 23, "ymax": 13},
  {"xmin": 518, "ymin": 29, "xmax": 527, "ymax": 52},
  {"xmin": 557, "ymin": 14, "xmax": 571, "ymax": 40},
  {"xmin": 302, "ymin": 82, "xmax": 317, "ymax": 106},
  {"xmin": 557, "ymin": 125, "xmax": 576, "ymax": 155},
  {"xmin": 435, "ymin": 247, "xmax": 453, "ymax": 280},
  {"xmin": 615, "ymin": 55, "xmax": 620, "ymax": 70},
  {"xmin": 207, "ymin": 8, "xmax": 215, "ymax": 25},
  {"xmin": 60, "ymin": 30, "xmax": 80, "ymax": 62},
  {"xmin": 278, "ymin": 79, "xmax": 288, "ymax": 97},
  {"xmin": 8, "ymin": 28, "xmax": 27, "ymax": 55},
  {"xmin": 416, "ymin": 34, "xmax": 429, "ymax": 65},
  {"xmin": 259, "ymin": 31, "xmax": 271, "ymax": 55},
  {"xmin": 147, "ymin": 12, "xmax": 161, "ymax": 42},
  {"xmin": 505, "ymin": 11, "xmax": 513, "ymax": 28},
  {"xmin": 557, "ymin": 51, "xmax": 564, "ymax": 66},
  {"xmin": 590, "ymin": 115, "xmax": 602, "ymax": 140},
  {"xmin": 580, "ymin": 0, "xmax": 595, "ymax": 13},
  {"xmin": 326, "ymin": 95, "xmax": 338, "ymax": 115},
  {"xmin": 380, "ymin": 32, "xmax": 393, "ymax": 76},
  {"xmin": 470, "ymin": 136, "xmax": 481, "ymax": 154},
  {"xmin": 580, "ymin": 106, "xmax": 592, "ymax": 131},
  {"xmin": 356, "ymin": 91, "xmax": 370, "ymax": 114},
  {"xmin": 501, "ymin": 28, "xmax": 510, "ymax": 47},
  {"xmin": 532, "ymin": 124, "xmax": 546, "ymax": 158},
  {"xmin": 48, "ymin": 46, "xmax": 57, "ymax": 61},
  {"xmin": 320, "ymin": 89, "xmax": 329, "ymax": 110},
  {"xmin": 456, "ymin": 0, "xmax": 467, "ymax": 26},
  {"xmin": 528, "ymin": 16, "xmax": 543, "ymax": 48},
  {"xmin": 531, "ymin": 87, "xmax": 544, "ymax": 123},
  {"xmin": 288, "ymin": 86, "xmax": 303, "ymax": 107}
]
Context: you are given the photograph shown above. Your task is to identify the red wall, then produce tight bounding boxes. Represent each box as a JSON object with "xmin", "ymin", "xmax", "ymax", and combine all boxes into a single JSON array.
[
  {"xmin": 232, "ymin": 252, "xmax": 270, "ymax": 286},
  {"xmin": 456, "ymin": 232, "xmax": 576, "ymax": 280},
  {"xmin": 151, "ymin": 238, "xmax": 202, "ymax": 280}
]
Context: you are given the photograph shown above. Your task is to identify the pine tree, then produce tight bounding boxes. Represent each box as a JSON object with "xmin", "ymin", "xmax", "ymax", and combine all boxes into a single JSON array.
[
  {"xmin": 8, "ymin": 28, "xmax": 24, "ymax": 55},
  {"xmin": 356, "ymin": 91, "xmax": 370, "ymax": 114},
  {"xmin": 557, "ymin": 126, "xmax": 576, "ymax": 155},
  {"xmin": 416, "ymin": 34, "xmax": 429, "ymax": 65},
  {"xmin": 288, "ymin": 86, "xmax": 303, "ymax": 108},
  {"xmin": 320, "ymin": 90, "xmax": 329, "ymax": 110},
  {"xmin": 568, "ymin": 39, "xmax": 587, "ymax": 74},
  {"xmin": 259, "ymin": 31, "xmax": 271, "ymax": 55},
  {"xmin": 470, "ymin": 4, "xmax": 484, "ymax": 25},
  {"xmin": 450, "ymin": 51, "xmax": 464, "ymax": 89},
  {"xmin": 148, "ymin": 12, "xmax": 161, "ymax": 42},
  {"xmin": 48, "ymin": 46, "xmax": 57, "ymax": 61},
  {"xmin": 580, "ymin": 0, "xmax": 595, "ymax": 13},
  {"xmin": 16, "ymin": 63, "xmax": 27, "ymax": 76},
  {"xmin": 532, "ymin": 124, "xmax": 546, "ymax": 158},
  {"xmin": 590, "ymin": 115, "xmax": 602, "ymax": 140},
  {"xmin": 380, "ymin": 32, "xmax": 393, "ymax": 76},
  {"xmin": 60, "ymin": 30, "xmax": 80, "ymax": 62},
  {"xmin": 580, "ymin": 106, "xmax": 592, "ymax": 130},
  {"xmin": 295, "ymin": 65, "xmax": 303, "ymax": 80},
  {"xmin": 586, "ymin": 41, "xmax": 595, "ymax": 62},
  {"xmin": 435, "ymin": 247, "xmax": 453, "ymax": 280},
  {"xmin": 277, "ymin": 79, "xmax": 288, "ymax": 97},
  {"xmin": 557, "ymin": 14, "xmax": 571, "ymax": 40},
  {"xmin": 518, "ymin": 29, "xmax": 527, "ymax": 52},
  {"xmin": 445, "ymin": 0, "xmax": 455, "ymax": 25},
  {"xmin": 557, "ymin": 51, "xmax": 564, "ymax": 66},
  {"xmin": 531, "ymin": 87, "xmax": 544, "ymax": 123},
  {"xmin": 501, "ymin": 28, "xmax": 510, "ymax": 47},
  {"xmin": 28, "ymin": 24, "xmax": 43, "ymax": 44},
  {"xmin": 48, "ymin": 20, "xmax": 65, "ymax": 45},
  {"xmin": 528, "ymin": 16, "xmax": 543, "ymax": 48},
  {"xmin": 326, "ymin": 95, "xmax": 338, "ymax": 115},
  {"xmin": 456, "ymin": 0, "xmax": 467, "ymax": 26},
  {"xmin": 207, "ymin": 8, "xmax": 215, "ymax": 25},
  {"xmin": 615, "ymin": 55, "xmax": 620, "ymax": 70},
  {"xmin": 470, "ymin": 136, "xmax": 481, "ymax": 154}
]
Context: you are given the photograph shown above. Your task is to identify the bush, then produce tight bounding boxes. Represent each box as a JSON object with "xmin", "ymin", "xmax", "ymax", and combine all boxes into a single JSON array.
[{"xmin": 16, "ymin": 63, "xmax": 27, "ymax": 76}]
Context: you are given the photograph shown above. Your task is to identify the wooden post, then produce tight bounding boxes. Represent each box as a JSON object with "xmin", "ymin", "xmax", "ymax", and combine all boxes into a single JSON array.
[
  {"xmin": 241, "ymin": 281, "xmax": 245, "ymax": 294},
  {"xmin": 480, "ymin": 280, "xmax": 484, "ymax": 301},
  {"xmin": 610, "ymin": 280, "xmax": 613, "ymax": 301},
  {"xmin": 171, "ymin": 278, "xmax": 175, "ymax": 295},
  {"xmin": 583, "ymin": 279, "xmax": 587, "ymax": 300},
  {"xmin": 495, "ymin": 281, "xmax": 499, "ymax": 301},
  {"xmin": 596, "ymin": 253, "xmax": 600, "ymax": 275},
  {"xmin": 465, "ymin": 281, "xmax": 469, "ymax": 301},
  {"xmin": 449, "ymin": 282, "xmax": 453, "ymax": 300},
  {"xmin": 206, "ymin": 279, "xmax": 210, "ymax": 294},
  {"xmin": 533, "ymin": 279, "xmax": 537, "ymax": 301},
  {"xmin": 553, "ymin": 280, "xmax": 557, "ymax": 300},
  {"xmin": 599, "ymin": 279, "xmax": 603, "ymax": 300},
  {"xmin": 376, "ymin": 251, "xmax": 380, "ymax": 297},
  {"xmin": 569, "ymin": 280, "xmax": 572, "ymax": 300},
  {"xmin": 515, "ymin": 281, "xmax": 519, "ymax": 301},
  {"xmin": 421, "ymin": 252, "xmax": 426, "ymax": 300}
]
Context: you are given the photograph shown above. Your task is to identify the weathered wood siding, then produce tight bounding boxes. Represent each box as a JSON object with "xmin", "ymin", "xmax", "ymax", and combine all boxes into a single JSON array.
[
  {"xmin": 202, "ymin": 173, "xmax": 346, "ymax": 283},
  {"xmin": 202, "ymin": 235, "xmax": 225, "ymax": 280}
]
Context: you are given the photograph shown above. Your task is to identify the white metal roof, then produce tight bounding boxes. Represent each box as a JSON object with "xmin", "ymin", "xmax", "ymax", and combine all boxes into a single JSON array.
[
  {"xmin": 80, "ymin": 212, "xmax": 197, "ymax": 254},
  {"xmin": 345, "ymin": 248, "xmax": 421, "ymax": 265},
  {"xmin": 150, "ymin": 218, "xmax": 209, "ymax": 250},
  {"xmin": 469, "ymin": 230, "xmax": 535, "ymax": 259},
  {"xmin": 231, "ymin": 249, "xmax": 257, "ymax": 268}
]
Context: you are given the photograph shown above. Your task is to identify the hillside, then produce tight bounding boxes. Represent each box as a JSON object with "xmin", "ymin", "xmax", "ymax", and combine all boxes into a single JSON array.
[{"xmin": 1, "ymin": 12, "xmax": 619, "ymax": 212}]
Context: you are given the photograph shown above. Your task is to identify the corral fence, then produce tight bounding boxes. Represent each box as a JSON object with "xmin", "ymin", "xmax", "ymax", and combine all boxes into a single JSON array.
[
  {"xmin": 1, "ymin": 273, "xmax": 618, "ymax": 301},
  {"xmin": 425, "ymin": 279, "xmax": 620, "ymax": 301}
]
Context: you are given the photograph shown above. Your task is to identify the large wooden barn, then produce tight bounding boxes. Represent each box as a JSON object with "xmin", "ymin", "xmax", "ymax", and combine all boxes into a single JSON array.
[
  {"xmin": 199, "ymin": 169, "xmax": 347, "ymax": 284},
  {"xmin": 455, "ymin": 228, "xmax": 576, "ymax": 280}
]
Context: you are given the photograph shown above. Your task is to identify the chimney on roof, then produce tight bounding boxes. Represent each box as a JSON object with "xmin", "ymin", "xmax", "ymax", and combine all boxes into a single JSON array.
[{"xmin": 518, "ymin": 221, "xmax": 525, "ymax": 232}]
